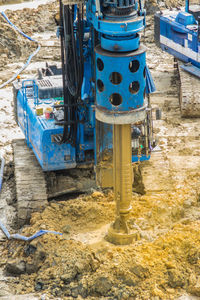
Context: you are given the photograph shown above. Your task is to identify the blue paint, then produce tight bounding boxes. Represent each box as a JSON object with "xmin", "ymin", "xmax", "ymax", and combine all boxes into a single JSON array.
[
  {"xmin": 15, "ymin": 0, "xmax": 155, "ymax": 174},
  {"xmin": 181, "ymin": 63, "xmax": 200, "ymax": 78},
  {"xmin": 95, "ymin": 47, "xmax": 146, "ymax": 112},
  {"xmin": 158, "ymin": 8, "xmax": 200, "ymax": 74}
]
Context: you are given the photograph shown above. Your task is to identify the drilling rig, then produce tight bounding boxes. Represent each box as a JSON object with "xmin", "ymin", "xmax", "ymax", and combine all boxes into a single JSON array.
[
  {"xmin": 13, "ymin": 0, "xmax": 156, "ymax": 243},
  {"xmin": 154, "ymin": 0, "xmax": 200, "ymax": 117}
]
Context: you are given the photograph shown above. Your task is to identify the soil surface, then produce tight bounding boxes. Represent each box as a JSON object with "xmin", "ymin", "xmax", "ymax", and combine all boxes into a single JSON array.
[{"xmin": 0, "ymin": 1, "xmax": 200, "ymax": 300}]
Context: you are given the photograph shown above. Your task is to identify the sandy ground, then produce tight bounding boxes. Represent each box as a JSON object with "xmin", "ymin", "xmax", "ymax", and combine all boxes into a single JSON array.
[{"xmin": 0, "ymin": 0, "xmax": 200, "ymax": 299}]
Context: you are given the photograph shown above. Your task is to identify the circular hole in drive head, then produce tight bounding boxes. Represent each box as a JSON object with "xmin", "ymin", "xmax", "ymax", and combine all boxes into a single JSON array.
[
  {"xmin": 97, "ymin": 79, "xmax": 104, "ymax": 92},
  {"xmin": 109, "ymin": 72, "xmax": 122, "ymax": 85},
  {"xmin": 129, "ymin": 60, "xmax": 140, "ymax": 73},
  {"xmin": 97, "ymin": 58, "xmax": 104, "ymax": 71},
  {"xmin": 129, "ymin": 81, "xmax": 140, "ymax": 94},
  {"xmin": 109, "ymin": 93, "xmax": 122, "ymax": 106}
]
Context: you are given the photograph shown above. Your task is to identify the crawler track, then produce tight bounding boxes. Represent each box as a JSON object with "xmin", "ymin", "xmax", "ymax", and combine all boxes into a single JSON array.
[
  {"xmin": 13, "ymin": 139, "xmax": 96, "ymax": 226},
  {"xmin": 178, "ymin": 62, "xmax": 200, "ymax": 117},
  {"xmin": 13, "ymin": 139, "xmax": 48, "ymax": 227}
]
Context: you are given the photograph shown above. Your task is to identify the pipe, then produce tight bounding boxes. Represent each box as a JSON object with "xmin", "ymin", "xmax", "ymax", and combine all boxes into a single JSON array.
[
  {"xmin": 185, "ymin": 0, "xmax": 189, "ymax": 12},
  {"xmin": 1, "ymin": 12, "xmax": 36, "ymax": 42},
  {"xmin": 0, "ymin": 221, "xmax": 62, "ymax": 241},
  {"xmin": 0, "ymin": 154, "xmax": 62, "ymax": 241},
  {"xmin": 0, "ymin": 12, "xmax": 40, "ymax": 89},
  {"xmin": 107, "ymin": 124, "xmax": 134, "ymax": 245}
]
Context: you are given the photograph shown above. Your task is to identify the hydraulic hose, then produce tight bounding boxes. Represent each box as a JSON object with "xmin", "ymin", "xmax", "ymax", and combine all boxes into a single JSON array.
[
  {"xmin": 0, "ymin": 12, "xmax": 40, "ymax": 89},
  {"xmin": 1, "ymin": 11, "xmax": 36, "ymax": 42},
  {"xmin": 0, "ymin": 153, "xmax": 62, "ymax": 241}
]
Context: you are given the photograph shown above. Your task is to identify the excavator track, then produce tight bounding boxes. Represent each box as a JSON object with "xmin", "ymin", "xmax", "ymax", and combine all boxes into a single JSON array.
[
  {"xmin": 178, "ymin": 61, "xmax": 200, "ymax": 117},
  {"xmin": 13, "ymin": 139, "xmax": 96, "ymax": 226},
  {"xmin": 13, "ymin": 139, "xmax": 48, "ymax": 227}
]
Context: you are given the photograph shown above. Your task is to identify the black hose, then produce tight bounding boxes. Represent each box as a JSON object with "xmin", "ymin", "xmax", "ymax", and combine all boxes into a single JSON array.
[{"xmin": 55, "ymin": 1, "xmax": 84, "ymax": 146}]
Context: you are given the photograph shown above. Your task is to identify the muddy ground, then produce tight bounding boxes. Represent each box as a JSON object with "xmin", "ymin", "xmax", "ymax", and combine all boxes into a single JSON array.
[{"xmin": 0, "ymin": 0, "xmax": 200, "ymax": 299}]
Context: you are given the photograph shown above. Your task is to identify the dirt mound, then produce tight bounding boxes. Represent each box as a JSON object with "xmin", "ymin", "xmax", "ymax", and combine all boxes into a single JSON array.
[
  {"xmin": 2, "ymin": 185, "xmax": 200, "ymax": 299},
  {"xmin": 0, "ymin": 2, "xmax": 57, "ymax": 71},
  {"xmin": 0, "ymin": 16, "xmax": 33, "ymax": 70},
  {"xmin": 5, "ymin": 2, "xmax": 57, "ymax": 34}
]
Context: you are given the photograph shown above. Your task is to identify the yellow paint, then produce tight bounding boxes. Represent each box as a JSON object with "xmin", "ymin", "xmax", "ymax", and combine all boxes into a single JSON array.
[
  {"xmin": 36, "ymin": 106, "xmax": 43, "ymax": 116},
  {"xmin": 107, "ymin": 124, "xmax": 134, "ymax": 245}
]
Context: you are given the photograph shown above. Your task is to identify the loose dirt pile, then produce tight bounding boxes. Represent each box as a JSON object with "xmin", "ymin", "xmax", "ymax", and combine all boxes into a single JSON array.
[
  {"xmin": 4, "ymin": 2, "xmax": 57, "ymax": 34},
  {"xmin": 0, "ymin": 1, "xmax": 57, "ymax": 72},
  {"xmin": 0, "ymin": 15, "xmax": 33, "ymax": 71},
  {"xmin": 2, "ymin": 180, "xmax": 200, "ymax": 299}
]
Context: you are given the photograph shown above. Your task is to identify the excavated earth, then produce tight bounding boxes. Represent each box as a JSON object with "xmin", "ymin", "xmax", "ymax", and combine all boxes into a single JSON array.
[{"xmin": 0, "ymin": 0, "xmax": 200, "ymax": 299}]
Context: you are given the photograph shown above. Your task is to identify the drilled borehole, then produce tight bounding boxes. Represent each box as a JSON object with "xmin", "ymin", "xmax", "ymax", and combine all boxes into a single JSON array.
[
  {"xmin": 109, "ymin": 72, "xmax": 122, "ymax": 85},
  {"xmin": 129, "ymin": 81, "xmax": 140, "ymax": 94},
  {"xmin": 109, "ymin": 93, "xmax": 122, "ymax": 106},
  {"xmin": 129, "ymin": 60, "xmax": 140, "ymax": 73}
]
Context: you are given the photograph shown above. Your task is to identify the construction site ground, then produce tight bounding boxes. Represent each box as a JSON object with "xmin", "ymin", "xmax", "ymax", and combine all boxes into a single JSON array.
[{"xmin": 0, "ymin": 0, "xmax": 199, "ymax": 299}]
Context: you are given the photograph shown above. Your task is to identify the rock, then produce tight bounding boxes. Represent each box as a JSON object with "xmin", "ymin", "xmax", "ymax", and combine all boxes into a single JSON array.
[
  {"xmin": 152, "ymin": 286, "xmax": 165, "ymax": 298},
  {"xmin": 123, "ymin": 276, "xmax": 138, "ymax": 287},
  {"xmin": 26, "ymin": 263, "xmax": 39, "ymax": 274},
  {"xmin": 91, "ymin": 191, "xmax": 104, "ymax": 198},
  {"xmin": 35, "ymin": 250, "xmax": 46, "ymax": 263},
  {"xmin": 24, "ymin": 244, "xmax": 37, "ymax": 256},
  {"xmin": 5, "ymin": 260, "xmax": 26, "ymax": 276},
  {"xmin": 35, "ymin": 281, "xmax": 44, "ymax": 291},
  {"xmin": 71, "ymin": 287, "xmax": 79, "ymax": 298},
  {"xmin": 38, "ymin": 25, "xmax": 45, "ymax": 32},
  {"xmin": 62, "ymin": 224, "xmax": 71, "ymax": 234},
  {"xmin": 183, "ymin": 199, "xmax": 196, "ymax": 208},
  {"xmin": 93, "ymin": 276, "xmax": 112, "ymax": 296},
  {"xmin": 77, "ymin": 284, "xmax": 87, "ymax": 298},
  {"xmin": 168, "ymin": 269, "xmax": 186, "ymax": 288},
  {"xmin": 133, "ymin": 165, "xmax": 145, "ymax": 195},
  {"xmin": 75, "ymin": 261, "xmax": 85, "ymax": 273},
  {"xmin": 188, "ymin": 276, "xmax": 200, "ymax": 297},
  {"xmin": 187, "ymin": 250, "xmax": 200, "ymax": 265},
  {"xmin": 61, "ymin": 271, "xmax": 77, "ymax": 283},
  {"xmin": 130, "ymin": 264, "xmax": 149, "ymax": 278}
]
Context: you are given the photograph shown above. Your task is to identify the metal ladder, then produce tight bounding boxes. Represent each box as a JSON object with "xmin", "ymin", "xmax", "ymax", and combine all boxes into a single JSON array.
[{"xmin": 22, "ymin": 80, "xmax": 38, "ymax": 147}]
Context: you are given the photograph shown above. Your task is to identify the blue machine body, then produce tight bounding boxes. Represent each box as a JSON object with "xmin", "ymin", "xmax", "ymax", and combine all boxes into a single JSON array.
[
  {"xmin": 14, "ymin": 0, "xmax": 154, "ymax": 173},
  {"xmin": 15, "ymin": 78, "xmax": 95, "ymax": 171},
  {"xmin": 155, "ymin": 3, "xmax": 200, "ymax": 75}
]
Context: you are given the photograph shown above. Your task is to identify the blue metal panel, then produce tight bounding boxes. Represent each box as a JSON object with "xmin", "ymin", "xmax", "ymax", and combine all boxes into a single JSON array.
[
  {"xmin": 159, "ymin": 10, "xmax": 200, "ymax": 71},
  {"xmin": 180, "ymin": 63, "xmax": 200, "ymax": 78},
  {"xmin": 17, "ymin": 89, "xmax": 76, "ymax": 171},
  {"xmin": 132, "ymin": 154, "xmax": 150, "ymax": 162},
  {"xmin": 101, "ymin": 34, "xmax": 140, "ymax": 52},
  {"xmin": 95, "ymin": 46, "xmax": 146, "ymax": 112},
  {"xmin": 175, "ymin": 12, "xmax": 196, "ymax": 26}
]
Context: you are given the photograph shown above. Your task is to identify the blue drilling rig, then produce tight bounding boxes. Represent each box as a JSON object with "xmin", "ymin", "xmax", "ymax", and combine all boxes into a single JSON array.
[
  {"xmin": 155, "ymin": 0, "xmax": 200, "ymax": 76},
  {"xmin": 13, "ymin": 0, "xmax": 156, "ymax": 226},
  {"xmin": 154, "ymin": 0, "xmax": 200, "ymax": 117}
]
